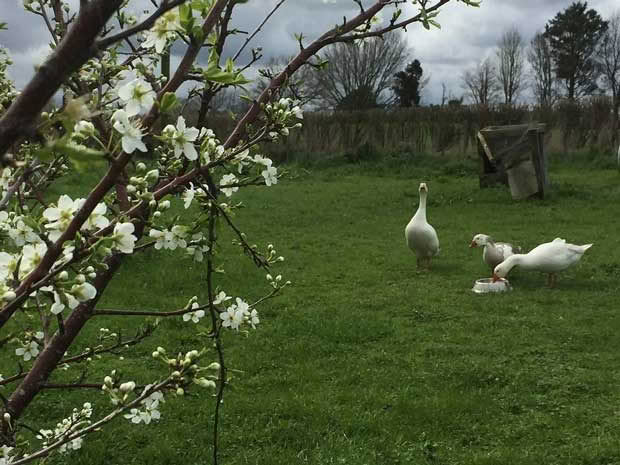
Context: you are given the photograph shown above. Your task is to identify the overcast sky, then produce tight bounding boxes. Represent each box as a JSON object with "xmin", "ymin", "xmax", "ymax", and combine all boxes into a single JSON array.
[{"xmin": 1, "ymin": 0, "xmax": 619, "ymax": 104}]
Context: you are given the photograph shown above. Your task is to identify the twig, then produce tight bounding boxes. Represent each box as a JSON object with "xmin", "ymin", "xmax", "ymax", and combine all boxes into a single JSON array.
[
  {"xmin": 197, "ymin": 180, "xmax": 269, "ymax": 269},
  {"xmin": 96, "ymin": 0, "xmax": 188, "ymax": 50},
  {"xmin": 232, "ymin": 0, "xmax": 287, "ymax": 61},
  {"xmin": 93, "ymin": 303, "xmax": 208, "ymax": 317},
  {"xmin": 9, "ymin": 376, "xmax": 174, "ymax": 465},
  {"xmin": 204, "ymin": 177, "xmax": 225, "ymax": 465}
]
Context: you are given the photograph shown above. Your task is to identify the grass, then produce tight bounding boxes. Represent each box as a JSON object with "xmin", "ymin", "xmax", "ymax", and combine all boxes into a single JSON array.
[{"xmin": 5, "ymin": 155, "xmax": 620, "ymax": 464}]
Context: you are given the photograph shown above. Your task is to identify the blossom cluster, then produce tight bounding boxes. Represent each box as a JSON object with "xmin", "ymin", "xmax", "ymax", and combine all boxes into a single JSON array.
[
  {"xmin": 37, "ymin": 402, "xmax": 93, "ymax": 453},
  {"xmin": 263, "ymin": 97, "xmax": 304, "ymax": 141}
]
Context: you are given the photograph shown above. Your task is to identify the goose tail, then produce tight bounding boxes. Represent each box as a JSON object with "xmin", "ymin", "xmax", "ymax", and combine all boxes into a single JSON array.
[{"xmin": 568, "ymin": 243, "xmax": 593, "ymax": 254}]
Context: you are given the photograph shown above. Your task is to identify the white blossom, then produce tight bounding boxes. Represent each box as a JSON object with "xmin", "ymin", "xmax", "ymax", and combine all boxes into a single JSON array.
[
  {"xmin": 112, "ymin": 109, "xmax": 147, "ymax": 153},
  {"xmin": 183, "ymin": 302, "xmax": 205, "ymax": 323},
  {"xmin": 0, "ymin": 252, "xmax": 18, "ymax": 279},
  {"xmin": 8, "ymin": 218, "xmax": 39, "ymax": 246},
  {"xmin": 219, "ymin": 173, "xmax": 238, "ymax": 197},
  {"xmin": 112, "ymin": 222, "xmax": 137, "ymax": 254},
  {"xmin": 262, "ymin": 165, "xmax": 278, "ymax": 186},
  {"xmin": 149, "ymin": 225, "xmax": 187, "ymax": 250},
  {"xmin": 183, "ymin": 183, "xmax": 195, "ymax": 209},
  {"xmin": 117, "ymin": 78, "xmax": 155, "ymax": 116},
  {"xmin": 43, "ymin": 194, "xmax": 81, "ymax": 242},
  {"xmin": 213, "ymin": 291, "xmax": 231, "ymax": 305},
  {"xmin": 124, "ymin": 389, "xmax": 164, "ymax": 424},
  {"xmin": 248, "ymin": 309, "xmax": 260, "ymax": 329},
  {"xmin": 141, "ymin": 8, "xmax": 180, "ymax": 53},
  {"xmin": 19, "ymin": 242, "xmax": 47, "ymax": 278},
  {"xmin": 16, "ymin": 341, "xmax": 39, "ymax": 361},
  {"xmin": 82, "ymin": 201, "xmax": 110, "ymax": 231},
  {"xmin": 71, "ymin": 282, "xmax": 97, "ymax": 303},
  {"xmin": 163, "ymin": 116, "xmax": 200, "ymax": 161},
  {"xmin": 50, "ymin": 291, "xmax": 79, "ymax": 315}
]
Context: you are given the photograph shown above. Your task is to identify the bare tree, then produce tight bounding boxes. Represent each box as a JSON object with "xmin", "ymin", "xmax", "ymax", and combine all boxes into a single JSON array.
[
  {"xmin": 461, "ymin": 57, "xmax": 498, "ymax": 105},
  {"xmin": 496, "ymin": 26, "xmax": 525, "ymax": 104},
  {"xmin": 597, "ymin": 11, "xmax": 620, "ymax": 147},
  {"xmin": 311, "ymin": 31, "xmax": 409, "ymax": 110},
  {"xmin": 527, "ymin": 32, "xmax": 558, "ymax": 107}
]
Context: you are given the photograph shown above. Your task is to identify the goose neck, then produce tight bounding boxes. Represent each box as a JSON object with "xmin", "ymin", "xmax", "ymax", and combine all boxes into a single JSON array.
[{"xmin": 416, "ymin": 192, "xmax": 427, "ymax": 219}]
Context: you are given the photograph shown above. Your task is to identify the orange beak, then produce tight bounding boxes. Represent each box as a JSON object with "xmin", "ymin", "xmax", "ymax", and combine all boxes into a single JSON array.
[
  {"xmin": 469, "ymin": 241, "xmax": 477, "ymax": 248},
  {"xmin": 492, "ymin": 273, "xmax": 500, "ymax": 282}
]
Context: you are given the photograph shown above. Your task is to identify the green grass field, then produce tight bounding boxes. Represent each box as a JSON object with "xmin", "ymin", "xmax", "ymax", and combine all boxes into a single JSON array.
[{"xmin": 7, "ymin": 155, "xmax": 620, "ymax": 464}]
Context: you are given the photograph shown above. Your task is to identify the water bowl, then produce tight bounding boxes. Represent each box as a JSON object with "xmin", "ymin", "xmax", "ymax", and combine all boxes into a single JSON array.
[{"xmin": 472, "ymin": 277, "xmax": 512, "ymax": 294}]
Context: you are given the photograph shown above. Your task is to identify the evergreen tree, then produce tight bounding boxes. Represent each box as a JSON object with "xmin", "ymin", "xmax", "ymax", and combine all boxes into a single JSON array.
[
  {"xmin": 544, "ymin": 1, "xmax": 608, "ymax": 99},
  {"xmin": 392, "ymin": 59, "xmax": 425, "ymax": 107}
]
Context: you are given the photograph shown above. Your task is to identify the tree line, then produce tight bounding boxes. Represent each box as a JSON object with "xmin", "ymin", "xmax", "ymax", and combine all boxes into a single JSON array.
[{"xmin": 210, "ymin": 2, "xmax": 618, "ymax": 118}]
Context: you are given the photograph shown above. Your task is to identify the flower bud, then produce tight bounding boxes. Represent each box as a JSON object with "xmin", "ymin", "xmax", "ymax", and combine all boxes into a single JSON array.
[
  {"xmin": 2, "ymin": 291, "xmax": 16, "ymax": 301},
  {"xmin": 136, "ymin": 162, "xmax": 146, "ymax": 172},
  {"xmin": 176, "ymin": 387, "xmax": 184, "ymax": 396},
  {"xmin": 86, "ymin": 266, "xmax": 95, "ymax": 273},
  {"xmin": 3, "ymin": 413, "xmax": 11, "ymax": 423},
  {"xmin": 171, "ymin": 370, "xmax": 181, "ymax": 378},
  {"xmin": 149, "ymin": 200, "xmax": 157, "ymax": 208},
  {"xmin": 126, "ymin": 185, "xmax": 137, "ymax": 194},
  {"xmin": 152, "ymin": 351, "xmax": 159, "ymax": 358},
  {"xmin": 119, "ymin": 381, "xmax": 136, "ymax": 392},
  {"xmin": 145, "ymin": 169, "xmax": 159, "ymax": 183},
  {"xmin": 206, "ymin": 362, "xmax": 220, "ymax": 371},
  {"xmin": 104, "ymin": 376, "xmax": 113, "ymax": 385},
  {"xmin": 157, "ymin": 346, "xmax": 166, "ymax": 354},
  {"xmin": 153, "ymin": 211, "xmax": 161, "ymax": 218},
  {"xmin": 75, "ymin": 274, "xmax": 86, "ymax": 284},
  {"xmin": 160, "ymin": 200, "xmax": 170, "ymax": 210},
  {"xmin": 195, "ymin": 377, "xmax": 216, "ymax": 389}
]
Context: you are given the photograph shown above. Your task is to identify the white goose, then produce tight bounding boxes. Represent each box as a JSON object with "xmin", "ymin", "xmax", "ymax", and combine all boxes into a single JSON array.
[
  {"xmin": 493, "ymin": 238, "xmax": 592, "ymax": 287},
  {"xmin": 470, "ymin": 233, "xmax": 521, "ymax": 270},
  {"xmin": 405, "ymin": 182, "xmax": 440, "ymax": 269}
]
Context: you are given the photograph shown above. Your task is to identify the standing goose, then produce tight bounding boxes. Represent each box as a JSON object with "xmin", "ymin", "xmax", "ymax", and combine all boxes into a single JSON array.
[
  {"xmin": 405, "ymin": 182, "xmax": 440, "ymax": 269},
  {"xmin": 493, "ymin": 238, "xmax": 592, "ymax": 287},
  {"xmin": 470, "ymin": 233, "xmax": 521, "ymax": 270}
]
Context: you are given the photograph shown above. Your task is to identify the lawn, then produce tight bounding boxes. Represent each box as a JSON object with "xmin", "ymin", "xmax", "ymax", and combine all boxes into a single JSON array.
[{"xmin": 7, "ymin": 155, "xmax": 620, "ymax": 464}]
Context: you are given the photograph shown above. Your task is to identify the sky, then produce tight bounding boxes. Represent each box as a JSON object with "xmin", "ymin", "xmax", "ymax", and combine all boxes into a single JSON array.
[{"xmin": 1, "ymin": 0, "xmax": 619, "ymax": 105}]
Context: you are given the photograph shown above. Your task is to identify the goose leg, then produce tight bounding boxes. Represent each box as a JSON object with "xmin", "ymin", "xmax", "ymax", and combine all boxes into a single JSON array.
[{"xmin": 546, "ymin": 273, "xmax": 557, "ymax": 288}]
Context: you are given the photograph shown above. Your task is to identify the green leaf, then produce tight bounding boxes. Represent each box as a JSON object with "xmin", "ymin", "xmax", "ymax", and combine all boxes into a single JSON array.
[
  {"xmin": 202, "ymin": 50, "xmax": 250, "ymax": 86},
  {"xmin": 159, "ymin": 92, "xmax": 179, "ymax": 114},
  {"xmin": 38, "ymin": 136, "xmax": 106, "ymax": 171}
]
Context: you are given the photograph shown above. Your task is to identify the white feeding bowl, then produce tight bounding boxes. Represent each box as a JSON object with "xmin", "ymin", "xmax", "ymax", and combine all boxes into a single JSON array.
[{"xmin": 472, "ymin": 278, "xmax": 512, "ymax": 294}]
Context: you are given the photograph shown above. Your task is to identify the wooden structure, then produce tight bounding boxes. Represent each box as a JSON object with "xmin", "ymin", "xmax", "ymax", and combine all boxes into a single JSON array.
[{"xmin": 477, "ymin": 123, "xmax": 548, "ymax": 200}]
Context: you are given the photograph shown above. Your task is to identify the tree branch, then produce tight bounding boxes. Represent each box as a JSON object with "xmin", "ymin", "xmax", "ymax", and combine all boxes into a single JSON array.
[{"xmin": 96, "ymin": 0, "xmax": 188, "ymax": 50}]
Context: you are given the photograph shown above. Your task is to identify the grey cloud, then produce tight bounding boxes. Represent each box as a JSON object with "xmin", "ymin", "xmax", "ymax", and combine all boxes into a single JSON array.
[{"xmin": 1, "ymin": 0, "xmax": 619, "ymax": 104}]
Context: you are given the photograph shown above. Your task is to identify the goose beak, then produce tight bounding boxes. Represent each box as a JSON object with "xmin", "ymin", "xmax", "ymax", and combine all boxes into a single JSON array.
[
  {"xmin": 469, "ymin": 241, "xmax": 477, "ymax": 248},
  {"xmin": 492, "ymin": 273, "xmax": 500, "ymax": 282}
]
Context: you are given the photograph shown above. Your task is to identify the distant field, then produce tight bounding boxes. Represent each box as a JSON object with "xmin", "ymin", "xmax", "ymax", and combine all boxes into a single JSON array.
[{"xmin": 6, "ymin": 156, "xmax": 620, "ymax": 464}]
